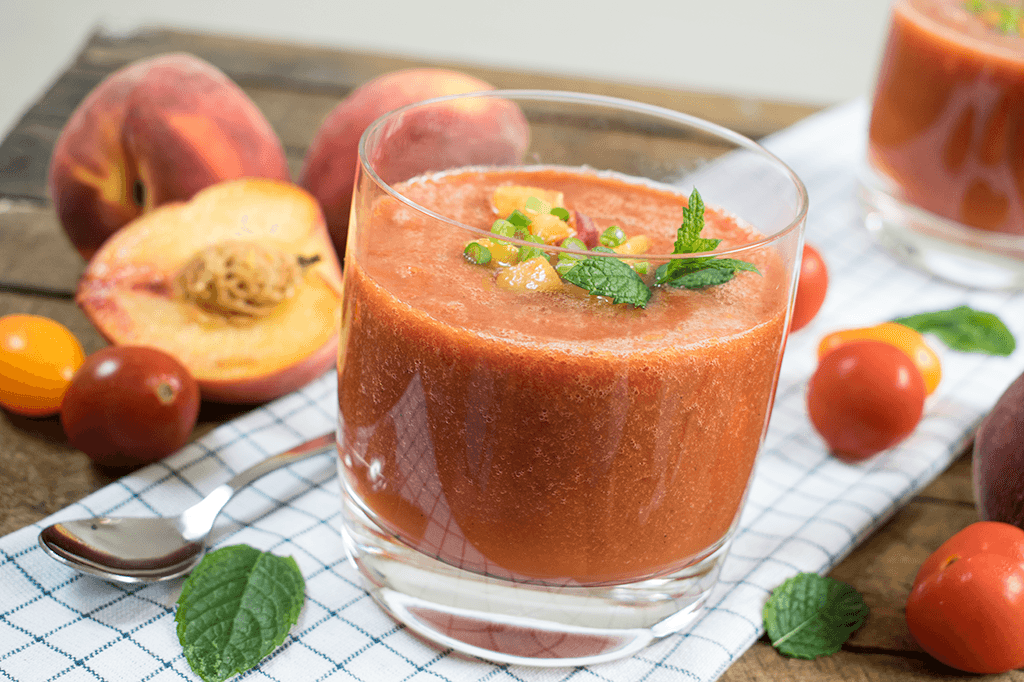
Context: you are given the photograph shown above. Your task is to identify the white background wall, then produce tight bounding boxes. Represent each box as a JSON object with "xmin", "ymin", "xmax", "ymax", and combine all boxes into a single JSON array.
[{"xmin": 1, "ymin": 0, "xmax": 894, "ymax": 139}]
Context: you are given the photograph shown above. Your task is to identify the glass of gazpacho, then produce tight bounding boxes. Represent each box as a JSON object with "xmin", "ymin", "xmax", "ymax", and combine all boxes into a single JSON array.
[
  {"xmin": 338, "ymin": 91, "xmax": 806, "ymax": 666},
  {"xmin": 860, "ymin": 0, "xmax": 1024, "ymax": 288}
]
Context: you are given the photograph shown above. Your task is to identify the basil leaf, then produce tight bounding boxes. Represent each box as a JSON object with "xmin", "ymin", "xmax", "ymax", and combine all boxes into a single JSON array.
[
  {"xmin": 176, "ymin": 545, "xmax": 305, "ymax": 682},
  {"xmin": 763, "ymin": 573, "xmax": 868, "ymax": 660},
  {"xmin": 893, "ymin": 305, "xmax": 1015, "ymax": 356},
  {"xmin": 562, "ymin": 256, "xmax": 651, "ymax": 308}
]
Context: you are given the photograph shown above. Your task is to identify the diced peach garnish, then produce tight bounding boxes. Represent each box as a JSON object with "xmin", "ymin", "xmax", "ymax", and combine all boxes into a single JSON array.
[
  {"xmin": 492, "ymin": 185, "xmax": 565, "ymax": 218},
  {"xmin": 477, "ymin": 237, "xmax": 519, "ymax": 265},
  {"xmin": 530, "ymin": 213, "xmax": 574, "ymax": 244},
  {"xmin": 496, "ymin": 257, "xmax": 562, "ymax": 292},
  {"xmin": 614, "ymin": 235, "xmax": 651, "ymax": 255}
]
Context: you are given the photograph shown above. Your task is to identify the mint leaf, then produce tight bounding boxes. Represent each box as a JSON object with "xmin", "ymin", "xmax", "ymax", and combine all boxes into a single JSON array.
[
  {"xmin": 893, "ymin": 305, "xmax": 1015, "ymax": 356},
  {"xmin": 656, "ymin": 257, "xmax": 760, "ymax": 289},
  {"xmin": 763, "ymin": 573, "xmax": 868, "ymax": 660},
  {"xmin": 656, "ymin": 188, "xmax": 759, "ymax": 288},
  {"xmin": 176, "ymin": 545, "xmax": 305, "ymax": 682},
  {"xmin": 562, "ymin": 256, "xmax": 651, "ymax": 308}
]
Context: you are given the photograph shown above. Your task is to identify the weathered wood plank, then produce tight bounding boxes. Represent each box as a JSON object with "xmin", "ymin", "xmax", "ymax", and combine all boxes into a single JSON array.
[
  {"xmin": 72, "ymin": 27, "xmax": 819, "ymax": 138},
  {"xmin": 0, "ymin": 202, "xmax": 84, "ymax": 295},
  {"xmin": 723, "ymin": 642, "xmax": 1024, "ymax": 681},
  {"xmin": 830, "ymin": 495, "xmax": 977, "ymax": 652}
]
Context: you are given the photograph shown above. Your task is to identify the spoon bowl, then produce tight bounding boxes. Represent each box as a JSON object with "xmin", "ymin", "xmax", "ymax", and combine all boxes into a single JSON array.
[{"xmin": 39, "ymin": 432, "xmax": 336, "ymax": 582}]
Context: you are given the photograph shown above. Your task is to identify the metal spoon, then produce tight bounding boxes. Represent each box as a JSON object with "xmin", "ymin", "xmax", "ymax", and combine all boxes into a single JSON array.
[{"xmin": 38, "ymin": 432, "xmax": 336, "ymax": 583}]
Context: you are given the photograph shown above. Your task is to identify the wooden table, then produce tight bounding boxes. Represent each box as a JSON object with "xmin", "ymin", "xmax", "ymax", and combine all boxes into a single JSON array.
[{"xmin": 0, "ymin": 27, "xmax": 1016, "ymax": 682}]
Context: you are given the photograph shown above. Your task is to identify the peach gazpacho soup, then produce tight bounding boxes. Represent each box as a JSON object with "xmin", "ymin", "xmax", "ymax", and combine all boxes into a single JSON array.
[{"xmin": 338, "ymin": 167, "xmax": 789, "ymax": 585}]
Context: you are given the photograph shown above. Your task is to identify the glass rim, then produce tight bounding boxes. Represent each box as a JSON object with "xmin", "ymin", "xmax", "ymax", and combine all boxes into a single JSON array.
[{"xmin": 356, "ymin": 89, "xmax": 809, "ymax": 260}]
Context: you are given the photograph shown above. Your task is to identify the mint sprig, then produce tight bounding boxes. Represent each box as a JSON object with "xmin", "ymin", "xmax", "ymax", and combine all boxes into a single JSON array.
[
  {"xmin": 763, "ymin": 572, "xmax": 869, "ymax": 660},
  {"xmin": 562, "ymin": 256, "xmax": 651, "ymax": 307},
  {"xmin": 176, "ymin": 544, "xmax": 305, "ymax": 682},
  {"xmin": 893, "ymin": 305, "xmax": 1015, "ymax": 356},
  {"xmin": 655, "ymin": 188, "xmax": 760, "ymax": 289}
]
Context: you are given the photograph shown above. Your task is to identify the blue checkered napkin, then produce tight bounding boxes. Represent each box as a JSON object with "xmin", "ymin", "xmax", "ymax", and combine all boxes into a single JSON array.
[{"xmin": 3, "ymin": 98, "xmax": 1024, "ymax": 682}]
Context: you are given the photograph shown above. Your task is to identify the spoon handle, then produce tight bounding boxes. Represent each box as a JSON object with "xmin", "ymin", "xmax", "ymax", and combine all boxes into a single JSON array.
[{"xmin": 178, "ymin": 432, "xmax": 337, "ymax": 540}]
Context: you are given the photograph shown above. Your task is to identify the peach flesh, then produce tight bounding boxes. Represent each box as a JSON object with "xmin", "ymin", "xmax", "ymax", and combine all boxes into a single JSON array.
[{"xmin": 77, "ymin": 178, "xmax": 342, "ymax": 404}]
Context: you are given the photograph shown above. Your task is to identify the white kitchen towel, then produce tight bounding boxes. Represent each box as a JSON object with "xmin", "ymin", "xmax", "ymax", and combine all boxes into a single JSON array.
[{"xmin": 3, "ymin": 98, "xmax": 1024, "ymax": 682}]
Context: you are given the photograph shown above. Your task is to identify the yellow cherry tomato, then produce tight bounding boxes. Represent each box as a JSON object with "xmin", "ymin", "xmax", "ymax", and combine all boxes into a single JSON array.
[
  {"xmin": 818, "ymin": 321, "xmax": 941, "ymax": 394},
  {"xmin": 0, "ymin": 314, "xmax": 85, "ymax": 417}
]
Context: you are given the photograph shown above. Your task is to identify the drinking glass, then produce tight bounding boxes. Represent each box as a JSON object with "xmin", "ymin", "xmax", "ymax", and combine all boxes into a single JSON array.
[
  {"xmin": 859, "ymin": 0, "xmax": 1024, "ymax": 288},
  {"xmin": 337, "ymin": 91, "xmax": 806, "ymax": 666}
]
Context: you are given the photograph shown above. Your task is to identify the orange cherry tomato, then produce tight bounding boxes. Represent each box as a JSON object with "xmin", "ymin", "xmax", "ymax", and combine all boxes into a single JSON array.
[
  {"xmin": 790, "ymin": 243, "xmax": 828, "ymax": 332},
  {"xmin": 0, "ymin": 314, "xmax": 85, "ymax": 417},
  {"xmin": 905, "ymin": 521, "xmax": 1024, "ymax": 674},
  {"xmin": 807, "ymin": 339, "xmax": 926, "ymax": 461},
  {"xmin": 818, "ymin": 322, "xmax": 941, "ymax": 395}
]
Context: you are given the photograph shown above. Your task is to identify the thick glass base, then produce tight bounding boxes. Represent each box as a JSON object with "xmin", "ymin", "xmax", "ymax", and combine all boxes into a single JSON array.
[
  {"xmin": 341, "ymin": 494, "xmax": 727, "ymax": 667},
  {"xmin": 858, "ymin": 167, "xmax": 1024, "ymax": 290}
]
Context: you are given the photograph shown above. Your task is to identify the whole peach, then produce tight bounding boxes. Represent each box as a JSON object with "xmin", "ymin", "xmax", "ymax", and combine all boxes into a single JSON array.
[
  {"xmin": 300, "ymin": 68, "xmax": 529, "ymax": 259},
  {"xmin": 49, "ymin": 52, "xmax": 290, "ymax": 260}
]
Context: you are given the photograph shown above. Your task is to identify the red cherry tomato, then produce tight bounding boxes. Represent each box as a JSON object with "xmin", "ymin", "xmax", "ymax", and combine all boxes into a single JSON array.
[
  {"xmin": 807, "ymin": 339, "xmax": 925, "ymax": 461},
  {"xmin": 906, "ymin": 521, "xmax": 1024, "ymax": 674},
  {"xmin": 818, "ymin": 322, "xmax": 942, "ymax": 395},
  {"xmin": 60, "ymin": 346, "xmax": 200, "ymax": 467},
  {"xmin": 790, "ymin": 243, "xmax": 828, "ymax": 332}
]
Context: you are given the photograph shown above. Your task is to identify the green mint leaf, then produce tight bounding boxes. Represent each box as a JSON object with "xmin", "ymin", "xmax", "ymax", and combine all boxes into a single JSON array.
[
  {"xmin": 763, "ymin": 573, "xmax": 868, "ymax": 660},
  {"xmin": 176, "ymin": 545, "xmax": 305, "ymax": 682},
  {"xmin": 562, "ymin": 256, "xmax": 651, "ymax": 308},
  {"xmin": 893, "ymin": 305, "xmax": 1015, "ymax": 356},
  {"xmin": 657, "ymin": 188, "xmax": 758, "ymax": 288},
  {"xmin": 656, "ymin": 258, "xmax": 760, "ymax": 289}
]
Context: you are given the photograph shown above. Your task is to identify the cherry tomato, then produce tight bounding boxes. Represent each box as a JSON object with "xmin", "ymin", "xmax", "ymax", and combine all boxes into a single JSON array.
[
  {"xmin": 819, "ymin": 322, "xmax": 941, "ymax": 395},
  {"xmin": 0, "ymin": 314, "xmax": 85, "ymax": 417},
  {"xmin": 807, "ymin": 339, "xmax": 926, "ymax": 461},
  {"xmin": 60, "ymin": 346, "xmax": 200, "ymax": 467},
  {"xmin": 906, "ymin": 521, "xmax": 1024, "ymax": 674},
  {"xmin": 790, "ymin": 244, "xmax": 828, "ymax": 332}
]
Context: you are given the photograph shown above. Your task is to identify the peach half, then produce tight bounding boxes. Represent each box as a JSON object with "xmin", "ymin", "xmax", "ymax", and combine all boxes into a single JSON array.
[
  {"xmin": 77, "ymin": 179, "xmax": 342, "ymax": 404},
  {"xmin": 49, "ymin": 52, "xmax": 291, "ymax": 260},
  {"xmin": 300, "ymin": 68, "xmax": 529, "ymax": 260}
]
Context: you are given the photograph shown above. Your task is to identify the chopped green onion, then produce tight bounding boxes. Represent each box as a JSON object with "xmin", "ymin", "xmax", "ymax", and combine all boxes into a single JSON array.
[
  {"xmin": 519, "ymin": 234, "xmax": 548, "ymax": 262},
  {"xmin": 491, "ymin": 219, "xmax": 515, "ymax": 237},
  {"xmin": 550, "ymin": 206, "xmax": 571, "ymax": 222},
  {"xmin": 525, "ymin": 196, "xmax": 552, "ymax": 215},
  {"xmin": 560, "ymin": 236, "xmax": 587, "ymax": 251},
  {"xmin": 507, "ymin": 210, "xmax": 532, "ymax": 228},
  {"xmin": 630, "ymin": 260, "xmax": 651, "ymax": 275},
  {"xmin": 600, "ymin": 226, "xmax": 627, "ymax": 248},
  {"xmin": 592, "ymin": 246, "xmax": 617, "ymax": 254},
  {"xmin": 464, "ymin": 241, "xmax": 492, "ymax": 265}
]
